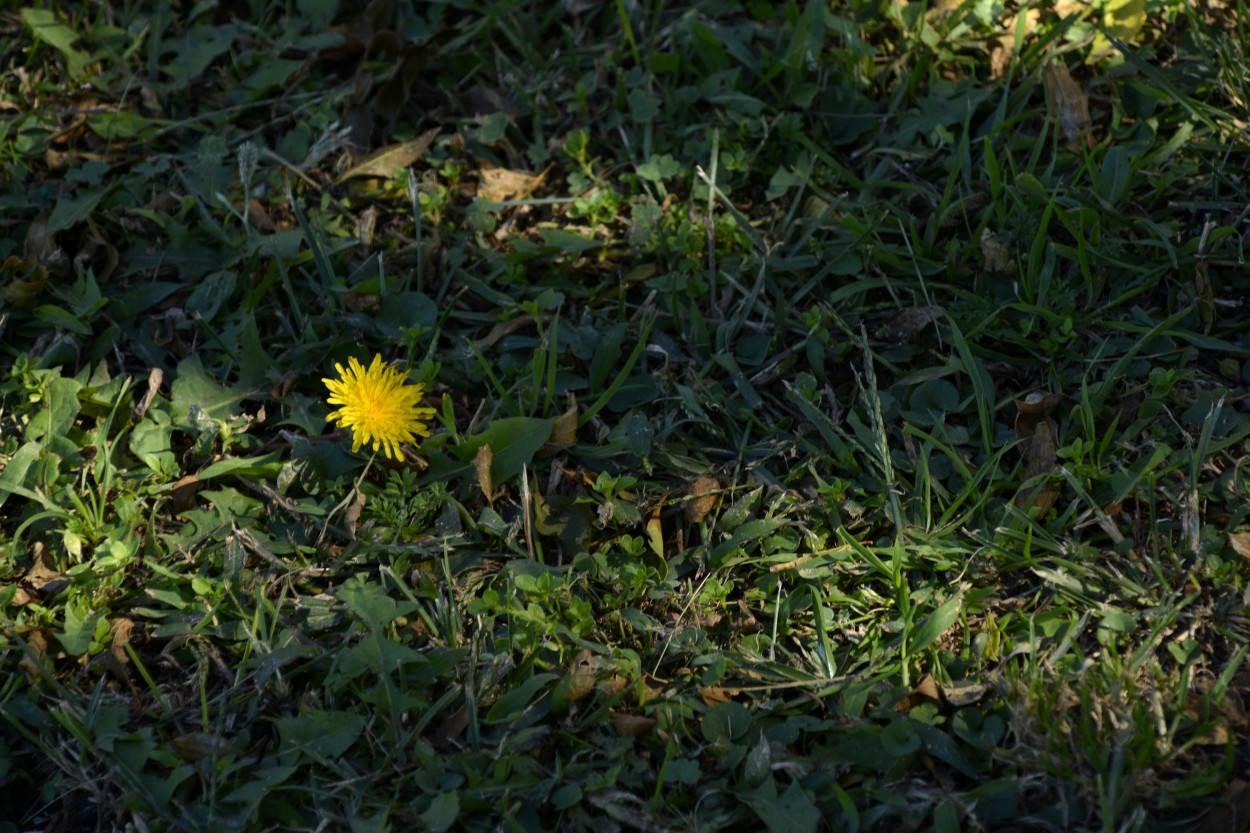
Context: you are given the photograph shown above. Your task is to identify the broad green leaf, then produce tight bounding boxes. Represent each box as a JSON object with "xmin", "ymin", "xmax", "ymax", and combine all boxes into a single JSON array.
[
  {"xmin": 21, "ymin": 8, "xmax": 90, "ymax": 77},
  {"xmin": 195, "ymin": 451, "xmax": 284, "ymax": 480},
  {"xmin": 47, "ymin": 185, "xmax": 114, "ymax": 234},
  {"xmin": 274, "ymin": 711, "xmax": 365, "ymax": 760},
  {"xmin": 701, "ymin": 701, "xmax": 751, "ymax": 743},
  {"xmin": 171, "ymin": 356, "xmax": 247, "ymax": 425},
  {"xmin": 162, "ymin": 24, "xmax": 238, "ymax": 88},
  {"xmin": 909, "ymin": 588, "xmax": 964, "ymax": 656},
  {"xmin": 421, "ymin": 791, "xmax": 460, "ymax": 833},
  {"xmin": 483, "ymin": 673, "xmax": 559, "ymax": 724},
  {"xmin": 453, "ymin": 417, "xmax": 552, "ymax": 486},
  {"xmin": 337, "ymin": 575, "xmax": 419, "ymax": 630}
]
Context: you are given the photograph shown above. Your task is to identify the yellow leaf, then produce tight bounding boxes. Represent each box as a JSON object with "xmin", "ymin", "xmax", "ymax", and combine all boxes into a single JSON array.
[{"xmin": 1089, "ymin": 0, "xmax": 1146, "ymax": 63}]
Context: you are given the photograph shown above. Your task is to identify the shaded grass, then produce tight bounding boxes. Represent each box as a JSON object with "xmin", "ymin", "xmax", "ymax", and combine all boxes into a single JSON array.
[{"xmin": 2, "ymin": 1, "xmax": 1250, "ymax": 831}]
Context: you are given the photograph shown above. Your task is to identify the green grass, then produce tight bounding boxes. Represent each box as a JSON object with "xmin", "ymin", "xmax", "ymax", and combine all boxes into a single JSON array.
[{"xmin": 2, "ymin": 0, "xmax": 1250, "ymax": 831}]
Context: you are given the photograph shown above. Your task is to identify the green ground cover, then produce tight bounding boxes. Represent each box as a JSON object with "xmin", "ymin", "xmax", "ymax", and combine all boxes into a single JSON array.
[{"xmin": 2, "ymin": 1, "xmax": 1250, "ymax": 830}]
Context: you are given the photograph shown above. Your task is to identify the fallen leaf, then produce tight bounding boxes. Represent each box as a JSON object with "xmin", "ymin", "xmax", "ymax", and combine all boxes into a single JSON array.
[
  {"xmin": 876, "ymin": 305, "xmax": 944, "ymax": 342},
  {"xmin": 700, "ymin": 685, "xmax": 733, "ymax": 706},
  {"xmin": 1192, "ymin": 779, "xmax": 1250, "ymax": 833},
  {"xmin": 566, "ymin": 649, "xmax": 597, "ymax": 702},
  {"xmin": 684, "ymin": 476, "xmax": 721, "ymax": 524},
  {"xmin": 473, "ymin": 443, "xmax": 494, "ymax": 502},
  {"xmin": 431, "ymin": 705, "xmax": 469, "ymax": 749},
  {"xmin": 478, "ymin": 166, "xmax": 546, "ymax": 203},
  {"xmin": 547, "ymin": 403, "xmax": 579, "ymax": 448},
  {"xmin": 989, "ymin": 8, "xmax": 1041, "ymax": 80},
  {"xmin": 1194, "ymin": 260, "xmax": 1214, "ymax": 334},
  {"xmin": 980, "ymin": 228, "xmax": 1017, "ymax": 275},
  {"xmin": 894, "ymin": 674, "xmax": 942, "ymax": 713},
  {"xmin": 170, "ymin": 474, "xmax": 202, "ymax": 516},
  {"xmin": 645, "ymin": 508, "xmax": 664, "ymax": 557},
  {"xmin": 110, "ymin": 617, "xmax": 135, "ymax": 665},
  {"xmin": 335, "ymin": 127, "xmax": 439, "ymax": 182},
  {"xmin": 613, "ymin": 713, "xmax": 657, "ymax": 736},
  {"xmin": 245, "ymin": 198, "xmax": 277, "ymax": 232},
  {"xmin": 344, "ymin": 488, "xmax": 365, "ymax": 539},
  {"xmin": 941, "ymin": 681, "xmax": 989, "ymax": 707},
  {"xmin": 171, "ymin": 732, "xmax": 234, "ymax": 762},
  {"xmin": 1088, "ymin": 0, "xmax": 1147, "ymax": 63},
  {"xmin": 1014, "ymin": 392, "xmax": 1063, "ymax": 514},
  {"xmin": 1229, "ymin": 532, "xmax": 1250, "ymax": 559},
  {"xmin": 1046, "ymin": 63, "xmax": 1094, "ymax": 150},
  {"xmin": 133, "ymin": 367, "xmax": 163, "ymax": 422}
]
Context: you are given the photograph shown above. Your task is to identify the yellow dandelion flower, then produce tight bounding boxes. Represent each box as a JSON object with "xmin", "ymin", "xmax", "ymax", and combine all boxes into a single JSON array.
[{"xmin": 323, "ymin": 354, "xmax": 437, "ymax": 460}]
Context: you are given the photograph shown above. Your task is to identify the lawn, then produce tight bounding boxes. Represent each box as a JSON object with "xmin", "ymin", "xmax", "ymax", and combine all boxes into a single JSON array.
[{"xmin": 2, "ymin": 1, "xmax": 1250, "ymax": 831}]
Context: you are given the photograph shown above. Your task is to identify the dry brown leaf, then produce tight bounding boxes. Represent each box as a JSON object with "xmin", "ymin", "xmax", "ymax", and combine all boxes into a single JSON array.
[
  {"xmin": 548, "ymin": 403, "xmax": 579, "ymax": 447},
  {"xmin": 684, "ymin": 476, "xmax": 721, "ymax": 525},
  {"xmin": 989, "ymin": 9, "xmax": 1041, "ymax": 80},
  {"xmin": 473, "ymin": 313, "xmax": 538, "ymax": 352},
  {"xmin": 336, "ymin": 127, "xmax": 439, "ymax": 182},
  {"xmin": 895, "ymin": 674, "xmax": 942, "ymax": 713},
  {"xmin": 431, "ymin": 704, "xmax": 469, "ymax": 749},
  {"xmin": 170, "ymin": 474, "xmax": 202, "ymax": 516},
  {"xmin": 478, "ymin": 166, "xmax": 547, "ymax": 203},
  {"xmin": 110, "ymin": 617, "xmax": 135, "ymax": 665},
  {"xmin": 1014, "ymin": 393, "xmax": 1063, "ymax": 514},
  {"xmin": 645, "ymin": 508, "xmax": 664, "ymax": 557},
  {"xmin": 6, "ymin": 586, "xmax": 33, "ymax": 606},
  {"xmin": 1192, "ymin": 779, "xmax": 1250, "ymax": 833},
  {"xmin": 1195, "ymin": 261, "xmax": 1215, "ymax": 334},
  {"xmin": 877, "ymin": 305, "xmax": 944, "ymax": 342},
  {"xmin": 473, "ymin": 444, "xmax": 494, "ymax": 502},
  {"xmin": 24, "ymin": 543, "xmax": 65, "ymax": 592},
  {"xmin": 700, "ymin": 685, "xmax": 733, "ymax": 707},
  {"xmin": 1046, "ymin": 63, "xmax": 1094, "ymax": 150},
  {"xmin": 941, "ymin": 681, "xmax": 989, "ymax": 707},
  {"xmin": 245, "ymin": 198, "xmax": 277, "ymax": 233},
  {"xmin": 613, "ymin": 713, "xmax": 657, "ymax": 736},
  {"xmin": 171, "ymin": 732, "xmax": 234, "ymax": 762},
  {"xmin": 1229, "ymin": 532, "xmax": 1250, "ymax": 559},
  {"xmin": 567, "ymin": 649, "xmax": 597, "ymax": 702},
  {"xmin": 2, "ymin": 256, "xmax": 49, "ymax": 308},
  {"xmin": 980, "ymin": 228, "xmax": 1017, "ymax": 275},
  {"xmin": 344, "ymin": 488, "xmax": 366, "ymax": 540},
  {"xmin": 133, "ymin": 367, "xmax": 163, "ymax": 422}
]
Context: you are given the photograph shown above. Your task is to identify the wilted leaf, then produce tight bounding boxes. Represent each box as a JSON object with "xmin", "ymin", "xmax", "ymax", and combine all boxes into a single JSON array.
[
  {"xmin": 170, "ymin": 474, "xmax": 202, "ymax": 516},
  {"xmin": 614, "ymin": 713, "xmax": 657, "ymax": 736},
  {"xmin": 473, "ymin": 443, "xmax": 494, "ymax": 502},
  {"xmin": 990, "ymin": 8, "xmax": 1040, "ymax": 80},
  {"xmin": 1046, "ymin": 63, "xmax": 1094, "ymax": 150},
  {"xmin": 336, "ymin": 128, "xmax": 439, "ymax": 182},
  {"xmin": 1089, "ymin": 0, "xmax": 1147, "ymax": 63},
  {"xmin": 1194, "ymin": 261, "xmax": 1215, "ymax": 334},
  {"xmin": 110, "ymin": 617, "xmax": 134, "ymax": 665},
  {"xmin": 566, "ymin": 649, "xmax": 597, "ymax": 702},
  {"xmin": 685, "ymin": 476, "xmax": 721, "ymax": 524},
  {"xmin": 478, "ymin": 166, "xmax": 547, "ymax": 203},
  {"xmin": 646, "ymin": 508, "xmax": 664, "ymax": 557},
  {"xmin": 431, "ymin": 705, "xmax": 469, "ymax": 749},
  {"xmin": 2, "ymin": 256, "xmax": 49, "ymax": 308},
  {"xmin": 548, "ymin": 403, "xmax": 579, "ymax": 448},
  {"xmin": 700, "ymin": 685, "xmax": 733, "ymax": 706},
  {"xmin": 171, "ymin": 732, "xmax": 234, "ymax": 762},
  {"xmin": 894, "ymin": 674, "xmax": 942, "ymax": 713},
  {"xmin": 877, "ymin": 305, "xmax": 944, "ymax": 342},
  {"xmin": 344, "ymin": 488, "xmax": 365, "ymax": 539},
  {"xmin": 1014, "ymin": 393, "xmax": 1063, "ymax": 514},
  {"xmin": 980, "ymin": 228, "xmax": 1016, "ymax": 275}
]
